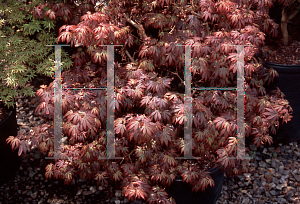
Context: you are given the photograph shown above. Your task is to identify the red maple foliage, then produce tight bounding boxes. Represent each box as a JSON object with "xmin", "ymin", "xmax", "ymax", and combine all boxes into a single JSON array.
[{"xmin": 7, "ymin": 0, "xmax": 293, "ymax": 203}]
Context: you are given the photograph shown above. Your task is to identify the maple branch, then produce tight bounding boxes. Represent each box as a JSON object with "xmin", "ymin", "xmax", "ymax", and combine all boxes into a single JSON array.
[
  {"xmin": 288, "ymin": 5, "xmax": 300, "ymax": 20},
  {"xmin": 125, "ymin": 49, "xmax": 135, "ymax": 63},
  {"xmin": 204, "ymin": 23, "xmax": 210, "ymax": 36},
  {"xmin": 253, "ymin": 56, "xmax": 259, "ymax": 65},
  {"xmin": 168, "ymin": 91, "xmax": 185, "ymax": 100},
  {"xmin": 169, "ymin": 25, "xmax": 175, "ymax": 34},
  {"xmin": 190, "ymin": 11, "xmax": 202, "ymax": 18},
  {"xmin": 132, "ymin": 34, "xmax": 142, "ymax": 42},
  {"xmin": 123, "ymin": 13, "xmax": 147, "ymax": 41},
  {"xmin": 157, "ymin": 67, "xmax": 184, "ymax": 84}
]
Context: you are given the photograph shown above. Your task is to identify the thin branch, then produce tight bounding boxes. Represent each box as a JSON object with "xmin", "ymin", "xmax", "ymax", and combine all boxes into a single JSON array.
[
  {"xmin": 131, "ymin": 34, "xmax": 142, "ymax": 41},
  {"xmin": 253, "ymin": 56, "xmax": 259, "ymax": 65},
  {"xmin": 205, "ymin": 23, "xmax": 210, "ymax": 36},
  {"xmin": 156, "ymin": 67, "xmax": 184, "ymax": 84},
  {"xmin": 123, "ymin": 13, "xmax": 147, "ymax": 40},
  {"xmin": 125, "ymin": 49, "xmax": 134, "ymax": 63},
  {"xmin": 288, "ymin": 5, "xmax": 300, "ymax": 20},
  {"xmin": 190, "ymin": 10, "xmax": 202, "ymax": 18},
  {"xmin": 133, "ymin": 51, "xmax": 137, "ymax": 59},
  {"xmin": 168, "ymin": 25, "xmax": 175, "ymax": 34}
]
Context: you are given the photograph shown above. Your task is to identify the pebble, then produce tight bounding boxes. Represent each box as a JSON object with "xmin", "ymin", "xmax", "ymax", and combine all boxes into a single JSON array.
[
  {"xmin": 265, "ymin": 183, "xmax": 276, "ymax": 190},
  {"xmin": 76, "ymin": 189, "xmax": 82, "ymax": 196},
  {"xmin": 292, "ymin": 173, "xmax": 300, "ymax": 182},
  {"xmin": 280, "ymin": 175, "xmax": 288, "ymax": 184},
  {"xmin": 278, "ymin": 166, "xmax": 286, "ymax": 175},
  {"xmin": 265, "ymin": 173, "xmax": 273, "ymax": 183},
  {"xmin": 31, "ymin": 192, "xmax": 38, "ymax": 199},
  {"xmin": 83, "ymin": 190, "xmax": 92, "ymax": 196},
  {"xmin": 89, "ymin": 186, "xmax": 97, "ymax": 193},
  {"xmin": 115, "ymin": 190, "xmax": 122, "ymax": 197},
  {"xmin": 268, "ymin": 168, "xmax": 275, "ymax": 175},
  {"xmin": 270, "ymin": 190, "xmax": 280, "ymax": 196},
  {"xmin": 276, "ymin": 183, "xmax": 287, "ymax": 190},
  {"xmin": 249, "ymin": 145, "xmax": 257, "ymax": 151}
]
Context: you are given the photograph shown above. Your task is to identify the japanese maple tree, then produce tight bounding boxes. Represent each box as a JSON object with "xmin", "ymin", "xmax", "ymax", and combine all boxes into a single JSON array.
[{"xmin": 7, "ymin": 0, "xmax": 293, "ymax": 203}]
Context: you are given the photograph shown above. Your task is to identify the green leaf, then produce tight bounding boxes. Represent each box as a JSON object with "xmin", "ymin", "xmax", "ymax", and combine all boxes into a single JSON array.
[
  {"xmin": 41, "ymin": 19, "xmax": 55, "ymax": 32},
  {"xmin": 22, "ymin": 20, "xmax": 42, "ymax": 35}
]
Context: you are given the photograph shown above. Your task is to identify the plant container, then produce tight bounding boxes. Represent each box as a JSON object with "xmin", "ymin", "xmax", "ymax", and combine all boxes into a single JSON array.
[
  {"xmin": 165, "ymin": 165, "xmax": 224, "ymax": 204},
  {"xmin": 0, "ymin": 103, "xmax": 20, "ymax": 186},
  {"xmin": 264, "ymin": 61, "xmax": 300, "ymax": 143}
]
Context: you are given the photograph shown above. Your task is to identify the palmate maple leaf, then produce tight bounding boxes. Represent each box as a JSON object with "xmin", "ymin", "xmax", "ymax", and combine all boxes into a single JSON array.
[
  {"xmin": 133, "ymin": 86, "xmax": 145, "ymax": 100},
  {"xmin": 121, "ymin": 163, "xmax": 135, "ymax": 176},
  {"xmin": 263, "ymin": 107, "xmax": 279, "ymax": 121},
  {"xmin": 45, "ymin": 9, "xmax": 56, "ymax": 20},
  {"xmin": 123, "ymin": 177, "xmax": 151, "ymax": 201},
  {"xmin": 6, "ymin": 136, "xmax": 21, "ymax": 152},
  {"xmin": 202, "ymin": 10, "xmax": 211, "ymax": 21},
  {"xmin": 187, "ymin": 15, "xmax": 201, "ymax": 34},
  {"xmin": 161, "ymin": 109, "xmax": 171, "ymax": 123},
  {"xmin": 57, "ymin": 24, "xmax": 76, "ymax": 43},
  {"xmin": 147, "ymin": 186, "xmax": 169, "ymax": 204},
  {"xmin": 33, "ymin": 6, "xmax": 43, "ymax": 19},
  {"xmin": 64, "ymin": 168, "xmax": 76, "ymax": 185},
  {"xmin": 126, "ymin": 115, "xmax": 156, "ymax": 143},
  {"xmin": 95, "ymin": 171, "xmax": 108, "ymax": 187},
  {"xmin": 35, "ymin": 101, "xmax": 55, "ymax": 119},
  {"xmin": 81, "ymin": 11, "xmax": 109, "ymax": 23},
  {"xmin": 62, "ymin": 91, "xmax": 75, "ymax": 112},
  {"xmin": 18, "ymin": 141, "xmax": 30, "ymax": 156},
  {"xmin": 193, "ymin": 175, "xmax": 215, "ymax": 192},
  {"xmin": 115, "ymin": 118, "xmax": 126, "ymax": 136},
  {"xmin": 65, "ymin": 110, "xmax": 81, "ymax": 124},
  {"xmin": 135, "ymin": 146, "xmax": 147, "ymax": 163},
  {"xmin": 173, "ymin": 114, "xmax": 186, "ymax": 125},
  {"xmin": 140, "ymin": 95, "xmax": 152, "ymax": 107},
  {"xmin": 63, "ymin": 123, "xmax": 79, "ymax": 138},
  {"xmin": 146, "ymin": 77, "xmax": 172, "ymax": 94},
  {"xmin": 253, "ymin": 134, "xmax": 273, "ymax": 147},
  {"xmin": 79, "ymin": 112, "xmax": 97, "ymax": 131},
  {"xmin": 36, "ymin": 88, "xmax": 53, "ymax": 104},
  {"xmin": 181, "ymin": 166, "xmax": 201, "ymax": 184},
  {"xmin": 150, "ymin": 110, "xmax": 162, "ymax": 122},
  {"xmin": 45, "ymin": 163, "xmax": 54, "ymax": 179},
  {"xmin": 162, "ymin": 154, "xmax": 176, "ymax": 166}
]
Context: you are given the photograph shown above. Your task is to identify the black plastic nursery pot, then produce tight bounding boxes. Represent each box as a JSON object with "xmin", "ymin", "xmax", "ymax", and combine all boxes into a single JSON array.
[
  {"xmin": 0, "ymin": 103, "xmax": 21, "ymax": 186},
  {"xmin": 165, "ymin": 165, "xmax": 224, "ymax": 204},
  {"xmin": 264, "ymin": 61, "xmax": 300, "ymax": 143}
]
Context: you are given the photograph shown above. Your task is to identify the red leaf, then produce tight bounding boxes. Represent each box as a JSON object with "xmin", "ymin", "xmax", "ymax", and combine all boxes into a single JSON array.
[{"xmin": 6, "ymin": 136, "xmax": 20, "ymax": 152}]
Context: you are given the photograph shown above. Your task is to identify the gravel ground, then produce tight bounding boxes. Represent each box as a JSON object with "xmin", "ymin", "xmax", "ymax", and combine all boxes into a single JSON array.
[{"xmin": 0, "ymin": 94, "xmax": 300, "ymax": 204}]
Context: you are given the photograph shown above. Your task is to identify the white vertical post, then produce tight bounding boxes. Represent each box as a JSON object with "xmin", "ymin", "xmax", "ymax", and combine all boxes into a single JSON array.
[
  {"xmin": 176, "ymin": 44, "xmax": 200, "ymax": 159},
  {"xmin": 98, "ymin": 45, "xmax": 123, "ymax": 160},
  {"xmin": 46, "ymin": 44, "xmax": 70, "ymax": 160}
]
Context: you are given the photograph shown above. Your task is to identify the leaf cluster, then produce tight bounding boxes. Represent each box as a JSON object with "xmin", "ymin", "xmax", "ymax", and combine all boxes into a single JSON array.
[
  {"xmin": 0, "ymin": 0, "xmax": 72, "ymax": 108},
  {"xmin": 6, "ymin": 0, "xmax": 294, "ymax": 203}
]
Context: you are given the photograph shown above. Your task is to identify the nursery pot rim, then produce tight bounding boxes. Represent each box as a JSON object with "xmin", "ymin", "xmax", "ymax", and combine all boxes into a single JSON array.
[
  {"xmin": 264, "ymin": 61, "xmax": 300, "ymax": 68},
  {"xmin": 264, "ymin": 61, "xmax": 300, "ymax": 74}
]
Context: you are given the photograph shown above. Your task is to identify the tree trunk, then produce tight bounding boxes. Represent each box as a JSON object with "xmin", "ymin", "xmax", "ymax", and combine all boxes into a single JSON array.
[{"xmin": 281, "ymin": 8, "xmax": 289, "ymax": 46}]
